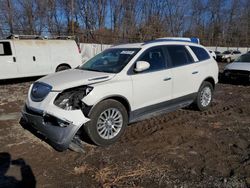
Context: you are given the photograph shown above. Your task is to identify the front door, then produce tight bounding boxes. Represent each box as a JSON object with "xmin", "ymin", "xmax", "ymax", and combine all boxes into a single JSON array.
[{"xmin": 130, "ymin": 47, "xmax": 172, "ymax": 112}]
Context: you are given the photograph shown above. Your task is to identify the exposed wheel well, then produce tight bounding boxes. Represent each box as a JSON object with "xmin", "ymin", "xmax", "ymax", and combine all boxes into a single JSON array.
[
  {"xmin": 203, "ymin": 77, "xmax": 215, "ymax": 89},
  {"xmin": 56, "ymin": 64, "xmax": 71, "ymax": 71}
]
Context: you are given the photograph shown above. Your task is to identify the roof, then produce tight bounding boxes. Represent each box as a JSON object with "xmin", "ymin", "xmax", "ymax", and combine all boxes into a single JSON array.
[{"xmin": 111, "ymin": 38, "xmax": 201, "ymax": 49}]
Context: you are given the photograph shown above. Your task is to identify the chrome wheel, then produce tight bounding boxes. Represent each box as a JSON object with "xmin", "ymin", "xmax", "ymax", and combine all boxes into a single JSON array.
[
  {"xmin": 200, "ymin": 86, "xmax": 212, "ymax": 107},
  {"xmin": 97, "ymin": 108, "xmax": 123, "ymax": 140}
]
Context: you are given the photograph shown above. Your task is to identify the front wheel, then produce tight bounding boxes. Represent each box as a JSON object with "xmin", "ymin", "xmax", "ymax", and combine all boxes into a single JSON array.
[
  {"xmin": 84, "ymin": 99, "xmax": 128, "ymax": 146},
  {"xmin": 194, "ymin": 81, "xmax": 214, "ymax": 111}
]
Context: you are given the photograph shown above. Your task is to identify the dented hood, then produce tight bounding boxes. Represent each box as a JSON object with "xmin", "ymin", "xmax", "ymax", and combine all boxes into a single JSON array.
[{"xmin": 38, "ymin": 69, "xmax": 115, "ymax": 91}]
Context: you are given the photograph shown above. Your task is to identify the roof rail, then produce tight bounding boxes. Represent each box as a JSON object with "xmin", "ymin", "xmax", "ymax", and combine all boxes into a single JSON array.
[
  {"xmin": 143, "ymin": 37, "xmax": 200, "ymax": 45},
  {"xmin": 6, "ymin": 34, "xmax": 75, "ymax": 40}
]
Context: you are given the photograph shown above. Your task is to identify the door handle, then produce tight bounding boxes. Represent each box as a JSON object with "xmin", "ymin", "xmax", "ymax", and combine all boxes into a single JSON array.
[
  {"xmin": 13, "ymin": 57, "xmax": 16, "ymax": 62},
  {"xmin": 192, "ymin": 71, "xmax": 199, "ymax": 74},
  {"xmin": 163, "ymin": 77, "xmax": 171, "ymax": 81},
  {"xmin": 33, "ymin": 56, "xmax": 36, "ymax": 61}
]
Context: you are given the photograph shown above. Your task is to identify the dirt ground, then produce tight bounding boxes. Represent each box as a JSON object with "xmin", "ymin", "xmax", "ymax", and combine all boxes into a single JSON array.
[{"xmin": 0, "ymin": 63, "xmax": 249, "ymax": 188}]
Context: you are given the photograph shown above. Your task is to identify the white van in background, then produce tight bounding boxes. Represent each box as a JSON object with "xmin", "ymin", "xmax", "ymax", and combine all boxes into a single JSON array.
[{"xmin": 0, "ymin": 35, "xmax": 82, "ymax": 80}]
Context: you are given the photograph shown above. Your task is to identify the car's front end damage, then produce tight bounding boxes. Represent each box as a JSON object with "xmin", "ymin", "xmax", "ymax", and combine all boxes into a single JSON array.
[
  {"xmin": 21, "ymin": 82, "xmax": 92, "ymax": 151},
  {"xmin": 21, "ymin": 69, "xmax": 115, "ymax": 151}
]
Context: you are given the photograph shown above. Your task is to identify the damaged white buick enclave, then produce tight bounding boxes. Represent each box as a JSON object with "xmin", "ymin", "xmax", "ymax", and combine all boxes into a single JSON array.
[{"xmin": 21, "ymin": 38, "xmax": 218, "ymax": 151}]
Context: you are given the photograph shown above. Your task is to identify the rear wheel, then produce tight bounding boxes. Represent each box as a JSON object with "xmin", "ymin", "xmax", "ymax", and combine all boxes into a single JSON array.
[
  {"xmin": 84, "ymin": 99, "xmax": 128, "ymax": 146},
  {"xmin": 194, "ymin": 81, "xmax": 214, "ymax": 111},
  {"xmin": 56, "ymin": 65, "xmax": 70, "ymax": 72}
]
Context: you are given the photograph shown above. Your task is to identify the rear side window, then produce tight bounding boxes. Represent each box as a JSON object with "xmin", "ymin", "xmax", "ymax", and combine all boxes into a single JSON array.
[
  {"xmin": 0, "ymin": 42, "xmax": 12, "ymax": 56},
  {"xmin": 190, "ymin": 46, "xmax": 210, "ymax": 61},
  {"xmin": 166, "ymin": 45, "xmax": 194, "ymax": 67}
]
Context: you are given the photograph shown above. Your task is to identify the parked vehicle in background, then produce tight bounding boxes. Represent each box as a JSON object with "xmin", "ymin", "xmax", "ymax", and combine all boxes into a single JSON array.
[
  {"xmin": 0, "ymin": 35, "xmax": 82, "ymax": 80},
  {"xmin": 209, "ymin": 50, "xmax": 216, "ymax": 59},
  {"xmin": 21, "ymin": 37, "xmax": 218, "ymax": 151},
  {"xmin": 216, "ymin": 50, "xmax": 241, "ymax": 63},
  {"xmin": 214, "ymin": 51, "xmax": 221, "ymax": 61},
  {"xmin": 223, "ymin": 53, "xmax": 250, "ymax": 82},
  {"xmin": 214, "ymin": 51, "xmax": 221, "ymax": 55}
]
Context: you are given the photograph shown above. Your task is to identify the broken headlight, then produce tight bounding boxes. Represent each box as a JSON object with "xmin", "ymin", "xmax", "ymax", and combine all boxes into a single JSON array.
[{"xmin": 54, "ymin": 86, "xmax": 93, "ymax": 110}]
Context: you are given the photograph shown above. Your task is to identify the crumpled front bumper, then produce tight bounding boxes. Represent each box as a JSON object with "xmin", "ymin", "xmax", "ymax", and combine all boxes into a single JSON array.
[{"xmin": 21, "ymin": 88, "xmax": 90, "ymax": 151}]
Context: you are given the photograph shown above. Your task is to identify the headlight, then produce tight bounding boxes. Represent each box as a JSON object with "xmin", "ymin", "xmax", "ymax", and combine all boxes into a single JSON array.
[
  {"xmin": 31, "ymin": 82, "xmax": 52, "ymax": 102},
  {"xmin": 54, "ymin": 86, "xmax": 93, "ymax": 110}
]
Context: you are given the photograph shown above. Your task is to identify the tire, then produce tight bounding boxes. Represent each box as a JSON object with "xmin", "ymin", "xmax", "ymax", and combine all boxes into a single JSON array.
[
  {"xmin": 84, "ymin": 99, "xmax": 128, "ymax": 146},
  {"xmin": 56, "ymin": 65, "xmax": 70, "ymax": 72},
  {"xmin": 194, "ymin": 81, "xmax": 214, "ymax": 111},
  {"xmin": 226, "ymin": 58, "xmax": 231, "ymax": 63}
]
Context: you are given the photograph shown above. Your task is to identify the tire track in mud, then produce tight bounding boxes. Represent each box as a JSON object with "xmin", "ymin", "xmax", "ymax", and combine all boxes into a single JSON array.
[{"xmin": 121, "ymin": 102, "xmax": 239, "ymax": 144}]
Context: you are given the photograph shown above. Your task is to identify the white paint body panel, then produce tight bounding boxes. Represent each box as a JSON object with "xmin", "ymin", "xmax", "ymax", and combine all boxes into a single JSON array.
[
  {"xmin": 130, "ymin": 69, "xmax": 172, "ymax": 110},
  {"xmin": 39, "ymin": 69, "xmax": 115, "ymax": 91}
]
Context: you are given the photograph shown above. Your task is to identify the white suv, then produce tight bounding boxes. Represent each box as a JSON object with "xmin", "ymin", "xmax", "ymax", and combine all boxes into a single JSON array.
[{"xmin": 21, "ymin": 38, "xmax": 219, "ymax": 151}]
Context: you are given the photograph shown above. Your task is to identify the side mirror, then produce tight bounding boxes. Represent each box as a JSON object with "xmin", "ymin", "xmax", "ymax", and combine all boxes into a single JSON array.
[{"xmin": 134, "ymin": 61, "xmax": 150, "ymax": 72}]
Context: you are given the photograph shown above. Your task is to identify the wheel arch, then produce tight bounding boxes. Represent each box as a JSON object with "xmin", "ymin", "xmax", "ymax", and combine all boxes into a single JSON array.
[
  {"xmin": 200, "ymin": 77, "xmax": 215, "ymax": 89},
  {"xmin": 89, "ymin": 95, "xmax": 131, "ymax": 119},
  {"xmin": 55, "ymin": 63, "xmax": 71, "ymax": 72}
]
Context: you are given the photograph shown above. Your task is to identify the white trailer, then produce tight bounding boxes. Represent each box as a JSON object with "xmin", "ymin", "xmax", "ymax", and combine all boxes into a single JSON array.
[{"xmin": 0, "ymin": 35, "xmax": 82, "ymax": 80}]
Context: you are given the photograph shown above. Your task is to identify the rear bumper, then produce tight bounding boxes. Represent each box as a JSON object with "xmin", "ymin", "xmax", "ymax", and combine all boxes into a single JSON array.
[{"xmin": 21, "ymin": 105, "xmax": 86, "ymax": 151}]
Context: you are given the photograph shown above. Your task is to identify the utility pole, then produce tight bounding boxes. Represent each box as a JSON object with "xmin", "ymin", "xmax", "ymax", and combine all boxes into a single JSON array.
[
  {"xmin": 7, "ymin": 0, "xmax": 13, "ymax": 34},
  {"xmin": 71, "ymin": 0, "xmax": 74, "ymax": 36}
]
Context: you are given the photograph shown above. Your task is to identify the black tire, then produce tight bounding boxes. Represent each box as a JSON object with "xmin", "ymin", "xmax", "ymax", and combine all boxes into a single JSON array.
[
  {"xmin": 194, "ymin": 81, "xmax": 214, "ymax": 111},
  {"xmin": 56, "ymin": 65, "xmax": 70, "ymax": 72},
  {"xmin": 84, "ymin": 99, "xmax": 128, "ymax": 146}
]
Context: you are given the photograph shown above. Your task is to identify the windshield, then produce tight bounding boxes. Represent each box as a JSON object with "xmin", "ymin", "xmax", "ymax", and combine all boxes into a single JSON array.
[
  {"xmin": 223, "ymin": 51, "xmax": 231, "ymax": 54},
  {"xmin": 79, "ymin": 48, "xmax": 140, "ymax": 73},
  {"xmin": 234, "ymin": 54, "xmax": 250, "ymax": 63}
]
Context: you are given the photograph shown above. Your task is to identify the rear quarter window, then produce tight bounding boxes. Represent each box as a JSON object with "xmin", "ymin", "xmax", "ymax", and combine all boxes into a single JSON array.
[
  {"xmin": 0, "ymin": 42, "xmax": 12, "ymax": 56},
  {"xmin": 190, "ymin": 46, "xmax": 210, "ymax": 61}
]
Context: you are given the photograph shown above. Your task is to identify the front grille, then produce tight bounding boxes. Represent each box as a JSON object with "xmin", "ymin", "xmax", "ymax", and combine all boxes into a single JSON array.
[{"xmin": 31, "ymin": 82, "xmax": 52, "ymax": 102}]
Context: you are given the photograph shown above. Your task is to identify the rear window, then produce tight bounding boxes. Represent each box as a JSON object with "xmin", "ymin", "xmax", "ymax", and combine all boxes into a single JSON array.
[
  {"xmin": 0, "ymin": 42, "xmax": 12, "ymax": 56},
  {"xmin": 190, "ymin": 46, "xmax": 210, "ymax": 61}
]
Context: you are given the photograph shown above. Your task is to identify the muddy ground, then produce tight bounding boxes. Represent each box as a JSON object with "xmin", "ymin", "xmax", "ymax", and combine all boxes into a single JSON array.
[{"xmin": 0, "ymin": 63, "xmax": 249, "ymax": 188}]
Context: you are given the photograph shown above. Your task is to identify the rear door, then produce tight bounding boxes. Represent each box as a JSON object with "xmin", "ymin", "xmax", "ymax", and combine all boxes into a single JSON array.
[
  {"xmin": 188, "ymin": 46, "xmax": 213, "ymax": 91},
  {"xmin": 165, "ymin": 45, "xmax": 197, "ymax": 99},
  {"xmin": 0, "ymin": 41, "xmax": 18, "ymax": 79},
  {"xmin": 14, "ymin": 40, "xmax": 37, "ymax": 76}
]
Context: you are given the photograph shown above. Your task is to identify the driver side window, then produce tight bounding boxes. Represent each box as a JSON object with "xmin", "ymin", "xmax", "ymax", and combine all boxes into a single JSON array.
[{"xmin": 138, "ymin": 47, "xmax": 166, "ymax": 72}]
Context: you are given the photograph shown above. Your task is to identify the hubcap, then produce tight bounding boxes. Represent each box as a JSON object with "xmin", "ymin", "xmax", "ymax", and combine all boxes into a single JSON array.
[
  {"xmin": 200, "ymin": 86, "xmax": 212, "ymax": 107},
  {"xmin": 97, "ymin": 108, "xmax": 123, "ymax": 140}
]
